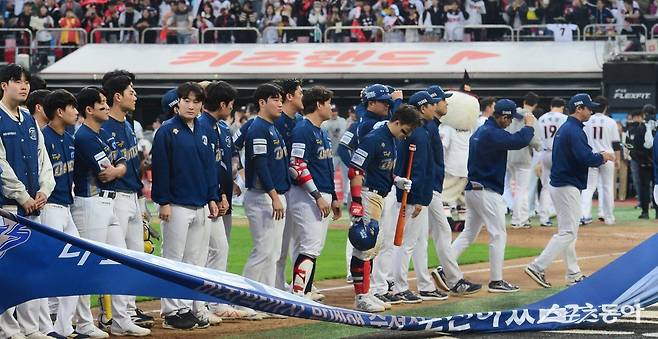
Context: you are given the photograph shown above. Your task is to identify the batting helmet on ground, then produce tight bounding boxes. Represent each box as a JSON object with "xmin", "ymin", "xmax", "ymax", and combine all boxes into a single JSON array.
[{"xmin": 349, "ymin": 219, "xmax": 380, "ymax": 251}]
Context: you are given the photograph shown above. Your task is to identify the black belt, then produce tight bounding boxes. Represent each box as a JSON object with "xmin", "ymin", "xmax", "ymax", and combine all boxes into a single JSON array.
[
  {"xmin": 470, "ymin": 186, "xmax": 484, "ymax": 191},
  {"xmin": 98, "ymin": 190, "xmax": 116, "ymax": 199}
]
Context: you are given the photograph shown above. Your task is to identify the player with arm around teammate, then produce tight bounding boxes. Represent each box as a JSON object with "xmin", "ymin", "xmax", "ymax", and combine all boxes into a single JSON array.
[
  {"xmin": 525, "ymin": 94, "xmax": 614, "ymax": 288},
  {"xmin": 348, "ymin": 104, "xmax": 421, "ymax": 312},
  {"xmin": 451, "ymin": 99, "xmax": 536, "ymax": 293},
  {"xmin": 579, "ymin": 96, "xmax": 620, "ymax": 225},
  {"xmin": 152, "ymin": 82, "xmax": 220, "ymax": 331},
  {"xmin": 288, "ymin": 86, "xmax": 342, "ymax": 298}
]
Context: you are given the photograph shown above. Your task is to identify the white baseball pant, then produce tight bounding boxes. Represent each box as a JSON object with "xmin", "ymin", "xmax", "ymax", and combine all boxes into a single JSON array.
[
  {"xmin": 242, "ymin": 190, "xmax": 287, "ymax": 287},
  {"xmin": 452, "ymin": 190, "xmax": 507, "ymax": 282},
  {"xmin": 392, "ymin": 204, "xmax": 431, "ymax": 294},
  {"xmin": 41, "ymin": 203, "xmax": 97, "ymax": 336},
  {"xmin": 113, "ymin": 192, "xmax": 145, "ymax": 315},
  {"xmin": 654, "ymin": 185, "xmax": 658, "ymax": 207},
  {"xmin": 538, "ymin": 151, "xmax": 556, "ymax": 224},
  {"xmin": 508, "ymin": 164, "xmax": 532, "ymax": 225},
  {"xmin": 288, "ymin": 186, "xmax": 332, "ymax": 259},
  {"xmin": 529, "ymin": 185, "xmax": 582, "ymax": 280},
  {"xmin": 580, "ymin": 161, "xmax": 615, "ymax": 224},
  {"xmin": 370, "ymin": 189, "xmax": 397, "ymax": 295},
  {"xmin": 160, "ymin": 204, "xmax": 209, "ymax": 316},
  {"xmin": 275, "ymin": 191, "xmax": 294, "ymax": 290},
  {"xmin": 72, "ymin": 195, "xmax": 134, "ymax": 331},
  {"xmin": 0, "ymin": 308, "xmax": 21, "ymax": 338},
  {"xmin": 206, "ymin": 214, "xmax": 229, "ymax": 272},
  {"xmin": 426, "ymin": 191, "xmax": 463, "ymax": 288}
]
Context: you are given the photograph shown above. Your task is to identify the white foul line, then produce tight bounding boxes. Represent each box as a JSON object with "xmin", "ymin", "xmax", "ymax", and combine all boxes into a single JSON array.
[{"xmin": 317, "ymin": 252, "xmax": 625, "ymax": 293}]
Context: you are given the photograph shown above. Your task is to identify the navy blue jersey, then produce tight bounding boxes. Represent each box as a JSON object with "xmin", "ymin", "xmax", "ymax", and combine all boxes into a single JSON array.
[
  {"xmin": 395, "ymin": 120, "xmax": 434, "ymax": 206},
  {"xmin": 356, "ymin": 110, "xmax": 387, "ymax": 144},
  {"xmin": 218, "ymin": 120, "xmax": 236, "ymax": 201},
  {"xmin": 467, "ymin": 117, "xmax": 534, "ymax": 195},
  {"xmin": 551, "ymin": 116, "xmax": 604, "ymax": 190},
  {"xmin": 42, "ymin": 126, "xmax": 75, "ymax": 205},
  {"xmin": 73, "ymin": 124, "xmax": 125, "ymax": 197},
  {"xmin": 232, "ymin": 118, "xmax": 254, "ymax": 151},
  {"xmin": 102, "ymin": 117, "xmax": 143, "ymax": 193},
  {"xmin": 290, "ymin": 119, "xmax": 335, "ymax": 194},
  {"xmin": 197, "ymin": 112, "xmax": 224, "ymax": 200},
  {"xmin": 337, "ymin": 122, "xmax": 359, "ymax": 166},
  {"xmin": 274, "ymin": 111, "xmax": 303, "ymax": 153},
  {"xmin": 350, "ymin": 124, "xmax": 396, "ymax": 195},
  {"xmin": 0, "ymin": 108, "xmax": 40, "ymax": 208},
  {"xmin": 427, "ymin": 118, "xmax": 445, "ymax": 193},
  {"xmin": 244, "ymin": 116, "xmax": 291, "ymax": 193},
  {"xmin": 151, "ymin": 115, "xmax": 219, "ymax": 207}
]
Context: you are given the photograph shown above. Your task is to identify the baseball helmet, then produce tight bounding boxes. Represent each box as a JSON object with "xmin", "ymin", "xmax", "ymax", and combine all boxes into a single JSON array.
[
  {"xmin": 161, "ymin": 88, "xmax": 179, "ymax": 115},
  {"xmin": 362, "ymin": 84, "xmax": 393, "ymax": 105},
  {"xmin": 348, "ymin": 219, "xmax": 380, "ymax": 251}
]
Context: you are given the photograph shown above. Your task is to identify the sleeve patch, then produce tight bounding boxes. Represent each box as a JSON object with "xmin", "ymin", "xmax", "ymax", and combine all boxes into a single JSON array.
[
  {"xmin": 340, "ymin": 131, "xmax": 354, "ymax": 145},
  {"xmin": 232, "ymin": 129, "xmax": 242, "ymax": 142},
  {"xmin": 291, "ymin": 144, "xmax": 305, "ymax": 158},
  {"xmin": 253, "ymin": 143, "xmax": 267, "ymax": 155},
  {"xmin": 355, "ymin": 148, "xmax": 368, "ymax": 158},
  {"xmin": 351, "ymin": 148, "xmax": 368, "ymax": 167},
  {"xmin": 253, "ymin": 138, "xmax": 267, "ymax": 145}
]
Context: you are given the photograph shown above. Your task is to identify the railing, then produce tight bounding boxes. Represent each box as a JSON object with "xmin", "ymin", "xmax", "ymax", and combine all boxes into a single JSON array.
[
  {"xmin": 89, "ymin": 27, "xmax": 140, "ymax": 43},
  {"xmin": 385, "ymin": 25, "xmax": 445, "ymax": 42},
  {"xmin": 0, "ymin": 29, "xmax": 32, "ymax": 66},
  {"xmin": 33, "ymin": 28, "xmax": 87, "ymax": 63},
  {"xmin": 651, "ymin": 23, "xmax": 657, "ymax": 40},
  {"xmin": 141, "ymin": 27, "xmax": 200, "ymax": 44},
  {"xmin": 516, "ymin": 24, "xmax": 581, "ymax": 41},
  {"xmin": 452, "ymin": 24, "xmax": 515, "ymax": 41},
  {"xmin": 583, "ymin": 23, "xmax": 648, "ymax": 40},
  {"xmin": 324, "ymin": 25, "xmax": 386, "ymax": 43},
  {"xmin": 263, "ymin": 26, "xmax": 320, "ymax": 43},
  {"xmin": 200, "ymin": 27, "xmax": 261, "ymax": 43}
]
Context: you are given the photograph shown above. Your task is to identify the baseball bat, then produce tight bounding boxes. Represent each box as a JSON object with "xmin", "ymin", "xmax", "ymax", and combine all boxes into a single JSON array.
[{"xmin": 394, "ymin": 144, "xmax": 416, "ymax": 246}]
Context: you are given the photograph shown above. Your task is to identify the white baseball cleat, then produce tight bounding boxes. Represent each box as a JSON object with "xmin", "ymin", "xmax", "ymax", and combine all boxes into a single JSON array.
[
  {"xmin": 212, "ymin": 304, "xmax": 261, "ymax": 321},
  {"xmin": 354, "ymin": 294, "xmax": 385, "ymax": 313},
  {"xmin": 25, "ymin": 333, "xmax": 52, "ymax": 339},
  {"xmin": 78, "ymin": 326, "xmax": 110, "ymax": 338},
  {"xmin": 369, "ymin": 293, "xmax": 392, "ymax": 310},
  {"xmin": 110, "ymin": 322, "xmax": 151, "ymax": 337}
]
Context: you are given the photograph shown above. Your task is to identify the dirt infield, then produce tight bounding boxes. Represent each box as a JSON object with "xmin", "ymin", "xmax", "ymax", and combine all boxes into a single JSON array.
[{"xmin": 126, "ymin": 221, "xmax": 658, "ymax": 338}]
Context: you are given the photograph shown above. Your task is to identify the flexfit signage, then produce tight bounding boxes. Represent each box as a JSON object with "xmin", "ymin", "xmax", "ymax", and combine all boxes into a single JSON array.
[
  {"xmin": 40, "ymin": 42, "xmax": 606, "ymax": 79},
  {"xmin": 608, "ymin": 85, "xmax": 656, "ymax": 107}
]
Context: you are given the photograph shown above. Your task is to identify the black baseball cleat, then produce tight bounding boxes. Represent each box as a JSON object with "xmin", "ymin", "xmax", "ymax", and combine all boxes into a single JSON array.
[
  {"xmin": 525, "ymin": 266, "xmax": 552, "ymax": 288},
  {"xmin": 419, "ymin": 290, "xmax": 448, "ymax": 301},
  {"xmin": 131, "ymin": 308, "xmax": 155, "ymax": 328},
  {"xmin": 450, "ymin": 279, "xmax": 482, "ymax": 296},
  {"xmin": 488, "ymin": 280, "xmax": 520, "ymax": 293},
  {"xmin": 163, "ymin": 312, "xmax": 197, "ymax": 330}
]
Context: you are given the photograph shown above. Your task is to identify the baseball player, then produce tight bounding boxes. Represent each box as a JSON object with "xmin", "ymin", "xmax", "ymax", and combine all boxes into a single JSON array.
[
  {"xmin": 152, "ymin": 82, "xmax": 220, "ymax": 330},
  {"xmin": 272, "ymin": 79, "xmax": 305, "ymax": 291},
  {"xmin": 0, "ymin": 64, "xmax": 56, "ymax": 339},
  {"xmin": 476, "ymin": 97, "xmax": 496, "ymax": 128},
  {"xmin": 199, "ymin": 81, "xmax": 256, "ymax": 320},
  {"xmin": 504, "ymin": 92, "xmax": 541, "ymax": 229},
  {"xmin": 26, "ymin": 89, "xmax": 52, "ymax": 129},
  {"xmin": 321, "ymin": 105, "xmax": 349, "ymax": 204},
  {"xmin": 451, "ymin": 99, "xmax": 536, "ymax": 293},
  {"xmin": 390, "ymin": 91, "xmax": 444, "ymax": 303},
  {"xmin": 348, "ymin": 104, "xmax": 421, "ymax": 312},
  {"xmin": 536, "ymin": 98, "xmax": 568, "ymax": 227},
  {"xmin": 580, "ymin": 96, "xmax": 620, "ymax": 225},
  {"xmin": 526, "ymin": 93, "xmax": 614, "ymax": 288},
  {"xmin": 71, "ymin": 87, "xmax": 151, "ymax": 337},
  {"xmin": 242, "ymin": 83, "xmax": 291, "ymax": 289},
  {"xmin": 100, "ymin": 75, "xmax": 155, "ymax": 330},
  {"xmin": 41, "ymin": 89, "xmax": 111, "ymax": 338},
  {"xmin": 415, "ymin": 86, "xmax": 483, "ymax": 297},
  {"xmin": 288, "ymin": 86, "xmax": 341, "ymax": 298}
]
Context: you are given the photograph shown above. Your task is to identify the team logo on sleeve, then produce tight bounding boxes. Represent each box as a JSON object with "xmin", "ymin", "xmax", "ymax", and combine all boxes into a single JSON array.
[
  {"xmin": 0, "ymin": 221, "xmax": 31, "ymax": 260},
  {"xmin": 173, "ymin": 128, "xmax": 179, "ymax": 135},
  {"xmin": 202, "ymin": 135, "xmax": 208, "ymax": 146},
  {"xmin": 29, "ymin": 127, "xmax": 37, "ymax": 140}
]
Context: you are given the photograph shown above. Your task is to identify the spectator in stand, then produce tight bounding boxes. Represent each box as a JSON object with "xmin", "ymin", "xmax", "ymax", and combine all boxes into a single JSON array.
[
  {"xmin": 135, "ymin": 7, "xmax": 159, "ymax": 43},
  {"xmin": 119, "ymin": 2, "xmax": 142, "ymax": 42},
  {"xmin": 60, "ymin": 0, "xmax": 83, "ymax": 19},
  {"xmin": 464, "ymin": 0, "xmax": 487, "ymax": 41},
  {"xmin": 214, "ymin": 1, "xmax": 236, "ymax": 43},
  {"xmin": 381, "ymin": 0, "xmax": 404, "ymax": 42},
  {"xmin": 505, "ymin": 0, "xmax": 528, "ymax": 28},
  {"xmin": 544, "ymin": 0, "xmax": 566, "ymax": 23},
  {"xmin": 525, "ymin": 0, "xmax": 547, "ymax": 25},
  {"xmin": 82, "ymin": 5, "xmax": 104, "ymax": 42},
  {"xmin": 102, "ymin": 1, "xmax": 121, "ymax": 42},
  {"xmin": 403, "ymin": 4, "xmax": 421, "ymax": 42},
  {"xmin": 32, "ymin": 5, "xmax": 54, "ymax": 67},
  {"xmin": 159, "ymin": 0, "xmax": 173, "ymax": 26},
  {"xmin": 308, "ymin": 0, "xmax": 327, "ymax": 42},
  {"xmin": 193, "ymin": 8, "xmax": 215, "ymax": 40},
  {"xmin": 444, "ymin": 0, "xmax": 467, "ymax": 41},
  {"xmin": 45, "ymin": 0, "xmax": 61, "ymax": 27},
  {"xmin": 166, "ymin": 0, "xmax": 194, "ymax": 44},
  {"xmin": 423, "ymin": 0, "xmax": 445, "ymax": 41},
  {"xmin": 235, "ymin": 0, "xmax": 258, "ymax": 43},
  {"xmin": 59, "ymin": 8, "xmax": 81, "ymax": 55},
  {"xmin": 565, "ymin": 0, "xmax": 591, "ymax": 31},
  {"xmin": 278, "ymin": 3, "xmax": 298, "ymax": 43},
  {"xmin": 358, "ymin": 1, "xmax": 378, "ymax": 41},
  {"xmin": 325, "ymin": 4, "xmax": 345, "ymax": 42},
  {"xmin": 591, "ymin": 0, "xmax": 615, "ymax": 34},
  {"xmin": 260, "ymin": 3, "xmax": 280, "ymax": 43}
]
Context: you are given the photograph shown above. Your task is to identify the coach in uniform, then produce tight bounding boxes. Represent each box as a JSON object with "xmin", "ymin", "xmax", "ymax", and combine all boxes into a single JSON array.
[
  {"xmin": 451, "ymin": 99, "xmax": 535, "ymax": 293},
  {"xmin": 525, "ymin": 94, "xmax": 614, "ymax": 288}
]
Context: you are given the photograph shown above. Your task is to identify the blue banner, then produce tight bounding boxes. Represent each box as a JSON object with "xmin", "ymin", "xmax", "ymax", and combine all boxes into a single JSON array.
[{"xmin": 0, "ymin": 209, "xmax": 656, "ymax": 333}]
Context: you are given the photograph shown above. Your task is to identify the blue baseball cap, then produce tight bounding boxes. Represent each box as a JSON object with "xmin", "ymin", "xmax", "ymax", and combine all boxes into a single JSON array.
[
  {"xmin": 426, "ymin": 85, "xmax": 453, "ymax": 101},
  {"xmin": 568, "ymin": 93, "xmax": 600, "ymax": 111},
  {"xmin": 362, "ymin": 84, "xmax": 393, "ymax": 105},
  {"xmin": 494, "ymin": 99, "xmax": 524, "ymax": 119},
  {"xmin": 161, "ymin": 88, "xmax": 179, "ymax": 114},
  {"xmin": 409, "ymin": 91, "xmax": 439, "ymax": 108}
]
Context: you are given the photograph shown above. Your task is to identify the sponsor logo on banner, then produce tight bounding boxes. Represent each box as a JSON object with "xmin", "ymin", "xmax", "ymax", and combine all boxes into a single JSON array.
[{"xmin": 609, "ymin": 85, "xmax": 656, "ymax": 107}]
